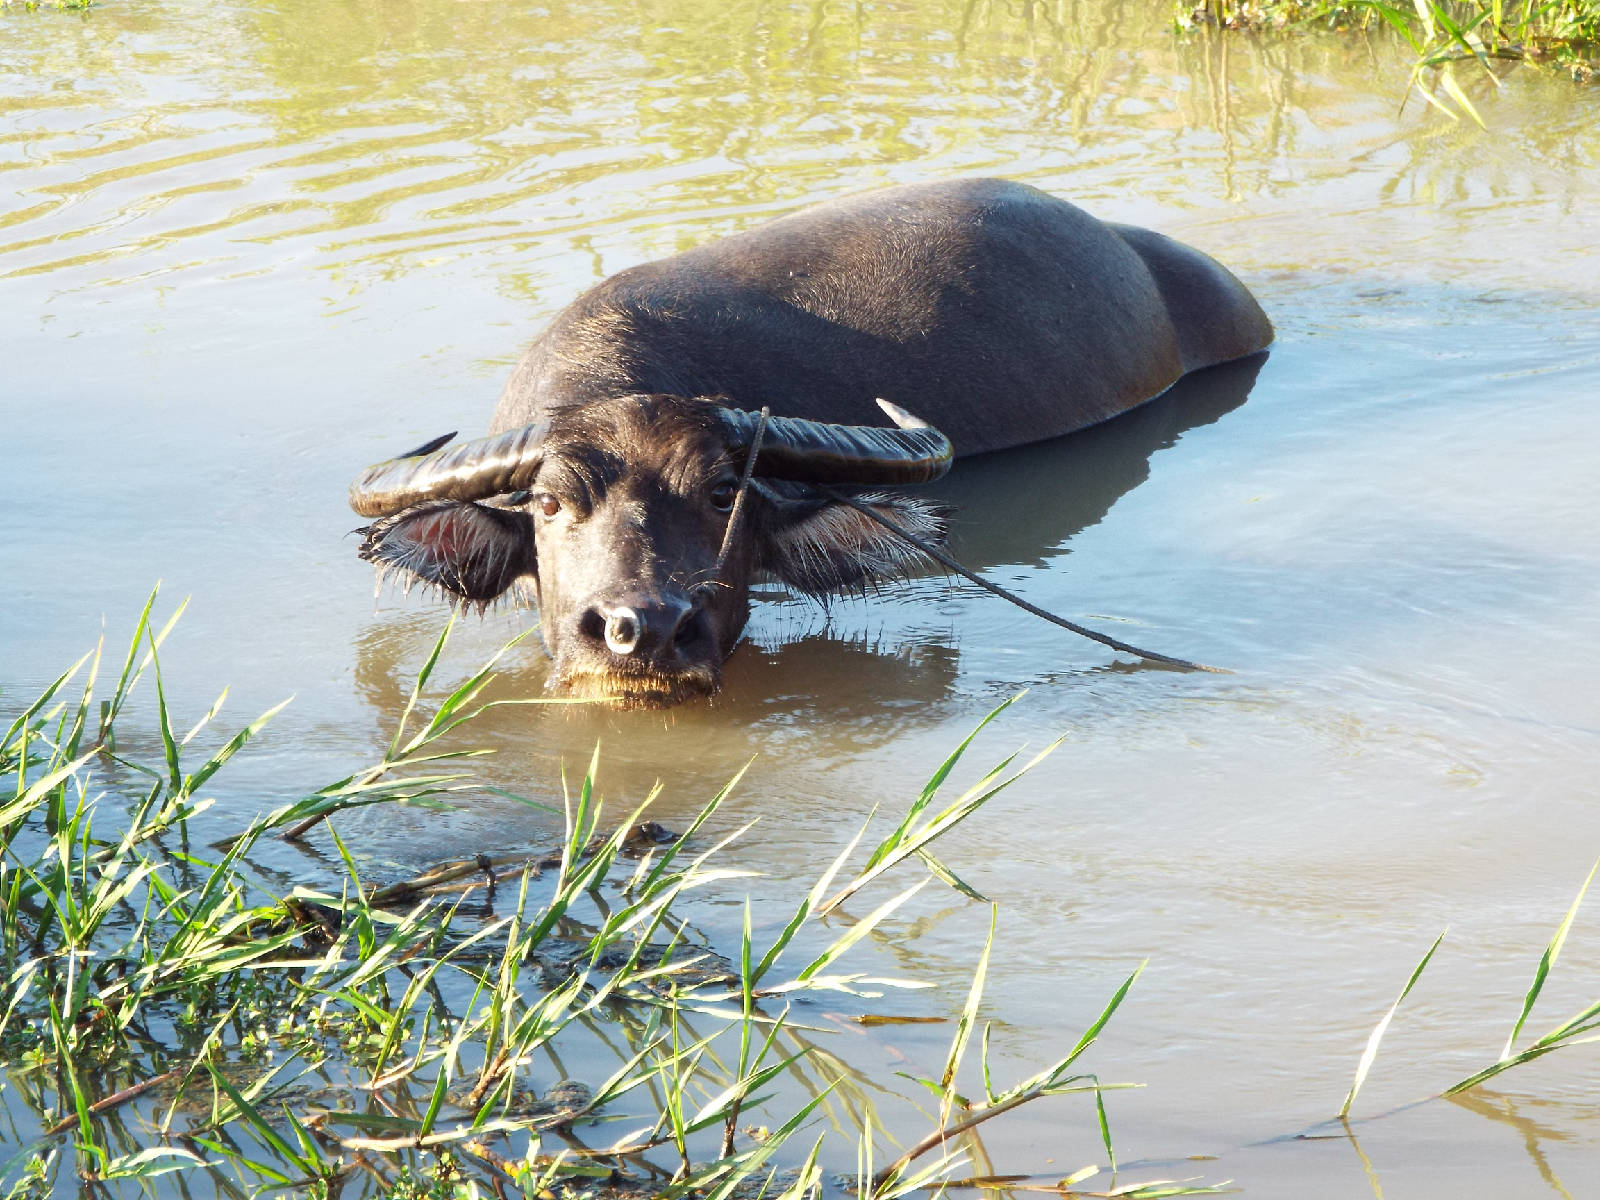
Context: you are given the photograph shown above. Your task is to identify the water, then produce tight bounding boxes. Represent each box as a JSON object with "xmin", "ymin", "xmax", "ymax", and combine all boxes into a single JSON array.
[{"xmin": 5, "ymin": 0, "xmax": 1600, "ymax": 1194}]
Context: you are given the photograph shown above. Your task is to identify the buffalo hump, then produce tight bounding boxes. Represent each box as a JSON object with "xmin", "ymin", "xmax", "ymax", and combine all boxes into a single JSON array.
[{"xmin": 492, "ymin": 178, "xmax": 1272, "ymax": 456}]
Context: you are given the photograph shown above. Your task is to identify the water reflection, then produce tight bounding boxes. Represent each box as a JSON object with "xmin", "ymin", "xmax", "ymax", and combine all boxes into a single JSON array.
[
  {"xmin": 353, "ymin": 615, "xmax": 960, "ymax": 731},
  {"xmin": 349, "ymin": 609, "xmax": 967, "ymax": 815},
  {"xmin": 1448, "ymin": 1090, "xmax": 1583, "ymax": 1200},
  {"xmin": 7, "ymin": 0, "xmax": 1597, "ymax": 298},
  {"xmin": 1318, "ymin": 1090, "xmax": 1591, "ymax": 1200},
  {"xmin": 936, "ymin": 353, "xmax": 1265, "ymax": 569}
]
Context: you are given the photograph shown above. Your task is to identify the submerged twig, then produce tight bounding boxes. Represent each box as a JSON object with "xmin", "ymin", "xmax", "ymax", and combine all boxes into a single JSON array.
[
  {"xmin": 43, "ymin": 1069, "xmax": 182, "ymax": 1137},
  {"xmin": 875, "ymin": 1088, "xmax": 1056, "ymax": 1187},
  {"xmin": 364, "ymin": 823, "xmax": 680, "ymax": 906},
  {"xmin": 821, "ymin": 488, "xmax": 1228, "ymax": 673}
]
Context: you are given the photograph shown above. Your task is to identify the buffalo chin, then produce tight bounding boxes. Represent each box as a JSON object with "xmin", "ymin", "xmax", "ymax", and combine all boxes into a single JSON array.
[{"xmin": 554, "ymin": 664, "xmax": 720, "ymax": 709}]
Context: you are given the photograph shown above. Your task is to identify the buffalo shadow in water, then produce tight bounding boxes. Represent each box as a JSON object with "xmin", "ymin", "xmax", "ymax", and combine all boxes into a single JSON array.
[{"xmin": 928, "ymin": 352, "xmax": 1265, "ymax": 572}]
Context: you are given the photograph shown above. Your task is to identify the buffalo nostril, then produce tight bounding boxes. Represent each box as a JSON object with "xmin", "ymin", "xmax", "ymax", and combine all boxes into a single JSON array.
[
  {"xmin": 673, "ymin": 604, "xmax": 707, "ymax": 649},
  {"xmin": 604, "ymin": 607, "xmax": 642, "ymax": 655}
]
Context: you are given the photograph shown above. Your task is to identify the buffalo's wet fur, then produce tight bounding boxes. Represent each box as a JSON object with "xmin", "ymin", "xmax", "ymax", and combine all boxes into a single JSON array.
[
  {"xmin": 752, "ymin": 483, "xmax": 948, "ymax": 599},
  {"xmin": 358, "ymin": 500, "xmax": 534, "ymax": 609}
]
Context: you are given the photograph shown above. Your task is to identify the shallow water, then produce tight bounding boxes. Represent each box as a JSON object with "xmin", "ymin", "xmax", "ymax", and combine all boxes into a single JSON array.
[{"xmin": 5, "ymin": 0, "xmax": 1600, "ymax": 1194}]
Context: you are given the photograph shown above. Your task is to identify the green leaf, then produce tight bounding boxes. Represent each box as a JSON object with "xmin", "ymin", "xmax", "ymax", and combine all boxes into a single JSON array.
[
  {"xmin": 1096, "ymin": 1080, "xmax": 1117, "ymax": 1174},
  {"xmin": 1338, "ymin": 929, "xmax": 1446, "ymax": 1119},
  {"xmin": 183, "ymin": 699, "xmax": 290, "ymax": 796},
  {"xmin": 1503, "ymin": 859, "xmax": 1597, "ymax": 1061},
  {"xmin": 98, "ymin": 1146, "xmax": 211, "ymax": 1181},
  {"xmin": 799, "ymin": 880, "xmax": 930, "ymax": 981}
]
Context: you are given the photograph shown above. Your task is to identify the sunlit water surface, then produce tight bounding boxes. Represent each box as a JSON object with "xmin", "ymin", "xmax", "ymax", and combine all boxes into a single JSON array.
[{"xmin": 4, "ymin": 0, "xmax": 1600, "ymax": 1195}]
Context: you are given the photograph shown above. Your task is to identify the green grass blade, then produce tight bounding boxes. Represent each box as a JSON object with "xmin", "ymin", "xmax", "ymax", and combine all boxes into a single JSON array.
[
  {"xmin": 798, "ymin": 880, "xmax": 929, "ymax": 982},
  {"xmin": 0, "ymin": 748, "xmax": 100, "ymax": 829},
  {"xmin": 749, "ymin": 809, "xmax": 874, "ymax": 989},
  {"xmin": 100, "ymin": 585, "xmax": 161, "ymax": 737},
  {"xmin": 2, "ymin": 649, "xmax": 93, "ymax": 757},
  {"xmin": 418, "ymin": 1059, "xmax": 452, "ymax": 1138},
  {"xmin": 179, "ymin": 687, "xmax": 228, "ymax": 747},
  {"xmin": 913, "ymin": 848, "xmax": 989, "ymax": 903},
  {"xmin": 49, "ymin": 997, "xmax": 96, "ymax": 1150},
  {"xmin": 938, "ymin": 906, "xmax": 996, "ymax": 1132},
  {"xmin": 147, "ymin": 632, "xmax": 183, "ymax": 794},
  {"xmin": 1502, "ymin": 859, "xmax": 1597, "ymax": 1061},
  {"xmin": 206, "ymin": 1064, "xmax": 314, "ymax": 1173},
  {"xmin": 863, "ymin": 693, "xmax": 1026, "ymax": 873},
  {"xmin": 1059, "ymin": 961, "xmax": 1146, "ymax": 1072},
  {"xmin": 183, "ymin": 699, "xmax": 291, "ymax": 796},
  {"xmin": 701, "ymin": 1081, "xmax": 839, "ymax": 1200},
  {"xmin": 1436, "ymin": 65, "xmax": 1486, "ymax": 128},
  {"xmin": 387, "ymin": 613, "xmax": 456, "ymax": 758},
  {"xmin": 1095, "ymin": 1079, "xmax": 1117, "ymax": 1174},
  {"xmin": 819, "ymin": 734, "xmax": 1058, "ymax": 917},
  {"xmin": 1443, "ymin": 1030, "xmax": 1600, "ymax": 1095},
  {"xmin": 1339, "ymin": 930, "xmax": 1446, "ymax": 1119}
]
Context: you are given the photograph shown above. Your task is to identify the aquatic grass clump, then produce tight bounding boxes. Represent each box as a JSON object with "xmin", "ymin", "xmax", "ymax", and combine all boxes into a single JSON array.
[
  {"xmin": 1183, "ymin": 0, "xmax": 1600, "ymax": 51},
  {"xmin": 1179, "ymin": 0, "xmax": 1329, "ymax": 28},
  {"xmin": 0, "ymin": 0, "xmax": 93, "ymax": 10},
  {"xmin": 1336, "ymin": 858, "xmax": 1600, "ymax": 1121},
  {"xmin": 0, "ymin": 593, "xmax": 1194, "ymax": 1199},
  {"xmin": 1178, "ymin": 0, "xmax": 1600, "ymax": 120}
]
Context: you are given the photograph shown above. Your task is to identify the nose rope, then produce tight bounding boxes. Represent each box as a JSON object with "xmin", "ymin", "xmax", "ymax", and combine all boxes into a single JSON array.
[
  {"xmin": 818, "ymin": 486, "xmax": 1229, "ymax": 674},
  {"xmin": 711, "ymin": 405, "xmax": 769, "ymax": 586}
]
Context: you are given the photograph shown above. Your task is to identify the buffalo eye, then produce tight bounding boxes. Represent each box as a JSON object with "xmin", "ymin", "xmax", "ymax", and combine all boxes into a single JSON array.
[
  {"xmin": 709, "ymin": 479, "xmax": 740, "ymax": 512},
  {"xmin": 535, "ymin": 493, "xmax": 562, "ymax": 519}
]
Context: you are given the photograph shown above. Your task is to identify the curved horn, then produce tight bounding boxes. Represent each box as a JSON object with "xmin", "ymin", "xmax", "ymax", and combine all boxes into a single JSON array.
[
  {"xmin": 715, "ymin": 398, "xmax": 952, "ymax": 485},
  {"xmin": 349, "ymin": 421, "xmax": 550, "ymax": 517}
]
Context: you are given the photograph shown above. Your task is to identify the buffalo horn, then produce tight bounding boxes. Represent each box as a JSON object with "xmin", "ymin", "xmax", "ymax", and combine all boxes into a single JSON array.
[
  {"xmin": 715, "ymin": 398, "xmax": 952, "ymax": 485},
  {"xmin": 349, "ymin": 421, "xmax": 550, "ymax": 517}
]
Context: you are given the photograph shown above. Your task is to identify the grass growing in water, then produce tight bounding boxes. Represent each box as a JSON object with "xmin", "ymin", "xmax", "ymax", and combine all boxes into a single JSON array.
[
  {"xmin": 0, "ymin": 594, "xmax": 1210, "ymax": 1199},
  {"xmin": 10, "ymin": 592, "xmax": 1596, "ymax": 1195},
  {"xmin": 1336, "ymin": 859, "xmax": 1600, "ymax": 1121},
  {"xmin": 1178, "ymin": 0, "xmax": 1600, "ymax": 120}
]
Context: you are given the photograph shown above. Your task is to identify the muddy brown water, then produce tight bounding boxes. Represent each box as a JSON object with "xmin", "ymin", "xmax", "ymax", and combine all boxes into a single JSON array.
[{"xmin": 5, "ymin": 0, "xmax": 1600, "ymax": 1194}]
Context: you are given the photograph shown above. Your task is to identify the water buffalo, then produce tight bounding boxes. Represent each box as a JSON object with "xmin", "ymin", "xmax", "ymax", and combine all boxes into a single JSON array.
[{"xmin": 350, "ymin": 178, "xmax": 1272, "ymax": 706}]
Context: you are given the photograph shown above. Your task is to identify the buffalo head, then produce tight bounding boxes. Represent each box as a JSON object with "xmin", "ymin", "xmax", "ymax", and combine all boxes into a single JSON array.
[{"xmin": 350, "ymin": 395, "xmax": 952, "ymax": 707}]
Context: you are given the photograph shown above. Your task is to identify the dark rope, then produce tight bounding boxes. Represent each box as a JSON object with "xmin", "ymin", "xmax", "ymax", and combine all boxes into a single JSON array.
[
  {"xmin": 821, "ymin": 488, "xmax": 1229, "ymax": 674},
  {"xmin": 712, "ymin": 406, "xmax": 769, "ymax": 584}
]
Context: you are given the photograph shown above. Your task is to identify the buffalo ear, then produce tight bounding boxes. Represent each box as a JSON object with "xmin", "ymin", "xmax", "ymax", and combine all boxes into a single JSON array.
[
  {"xmin": 358, "ymin": 500, "xmax": 535, "ymax": 605},
  {"xmin": 756, "ymin": 490, "xmax": 948, "ymax": 597}
]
